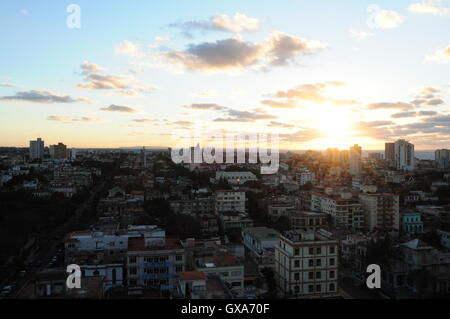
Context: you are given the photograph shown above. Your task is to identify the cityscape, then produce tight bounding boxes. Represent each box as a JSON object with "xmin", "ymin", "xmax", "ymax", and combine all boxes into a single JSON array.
[{"xmin": 1, "ymin": 0, "xmax": 450, "ymax": 305}]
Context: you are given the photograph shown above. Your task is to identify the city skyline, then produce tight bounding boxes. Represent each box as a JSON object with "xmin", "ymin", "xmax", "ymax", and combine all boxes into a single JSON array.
[{"xmin": 1, "ymin": 0, "xmax": 450, "ymax": 150}]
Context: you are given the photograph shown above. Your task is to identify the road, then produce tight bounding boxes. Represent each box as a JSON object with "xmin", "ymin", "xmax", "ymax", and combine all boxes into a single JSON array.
[{"xmin": 3, "ymin": 181, "xmax": 105, "ymax": 299}]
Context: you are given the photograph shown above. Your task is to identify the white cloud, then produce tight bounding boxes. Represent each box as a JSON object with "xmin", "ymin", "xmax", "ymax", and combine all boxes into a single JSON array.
[
  {"xmin": 114, "ymin": 40, "xmax": 143, "ymax": 57},
  {"xmin": 169, "ymin": 13, "xmax": 259, "ymax": 36},
  {"xmin": 368, "ymin": 7, "xmax": 404, "ymax": 29},
  {"xmin": 409, "ymin": 0, "xmax": 450, "ymax": 16},
  {"xmin": 426, "ymin": 44, "xmax": 450, "ymax": 63}
]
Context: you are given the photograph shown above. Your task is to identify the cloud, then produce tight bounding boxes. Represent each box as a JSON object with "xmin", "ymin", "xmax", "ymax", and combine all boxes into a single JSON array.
[
  {"xmin": 184, "ymin": 103, "xmax": 225, "ymax": 111},
  {"xmin": 77, "ymin": 62, "xmax": 157, "ymax": 92},
  {"xmin": 78, "ymin": 97, "xmax": 95, "ymax": 104},
  {"xmin": 409, "ymin": 0, "xmax": 450, "ymax": 16},
  {"xmin": 279, "ymin": 128, "xmax": 324, "ymax": 143},
  {"xmin": 100, "ymin": 104, "xmax": 137, "ymax": 113},
  {"xmin": 371, "ymin": 9, "xmax": 404, "ymax": 29},
  {"xmin": 414, "ymin": 86, "xmax": 443, "ymax": 99},
  {"xmin": 114, "ymin": 40, "xmax": 143, "ymax": 57},
  {"xmin": 260, "ymin": 99, "xmax": 301, "ymax": 109},
  {"xmin": 351, "ymin": 120, "xmax": 395, "ymax": 139},
  {"xmin": 391, "ymin": 110, "xmax": 438, "ymax": 118},
  {"xmin": 132, "ymin": 118, "xmax": 157, "ymax": 123},
  {"xmin": 169, "ymin": 13, "xmax": 259, "ymax": 36},
  {"xmin": 411, "ymin": 98, "xmax": 445, "ymax": 106},
  {"xmin": 213, "ymin": 107, "xmax": 278, "ymax": 122},
  {"xmin": 269, "ymin": 81, "xmax": 358, "ymax": 106},
  {"xmin": 47, "ymin": 116, "xmax": 99, "ymax": 123},
  {"xmin": 426, "ymin": 45, "xmax": 450, "ymax": 64},
  {"xmin": 165, "ymin": 120, "xmax": 194, "ymax": 127},
  {"xmin": 349, "ymin": 29, "xmax": 373, "ymax": 40},
  {"xmin": 366, "ymin": 101, "xmax": 413, "ymax": 111},
  {"xmin": 20, "ymin": 9, "xmax": 28, "ymax": 15},
  {"xmin": 0, "ymin": 83, "xmax": 18, "ymax": 88},
  {"xmin": 78, "ymin": 73, "xmax": 131, "ymax": 90},
  {"xmin": 268, "ymin": 121, "xmax": 295, "ymax": 128},
  {"xmin": 162, "ymin": 31, "xmax": 326, "ymax": 72},
  {"xmin": 0, "ymin": 90, "xmax": 80, "ymax": 104},
  {"xmin": 80, "ymin": 61, "xmax": 104, "ymax": 74}
]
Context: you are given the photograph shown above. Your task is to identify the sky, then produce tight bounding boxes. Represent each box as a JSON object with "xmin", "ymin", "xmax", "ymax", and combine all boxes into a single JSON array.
[{"xmin": 0, "ymin": 0, "xmax": 450, "ymax": 150}]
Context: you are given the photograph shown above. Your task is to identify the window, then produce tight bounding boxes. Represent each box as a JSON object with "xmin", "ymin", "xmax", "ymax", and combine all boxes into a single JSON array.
[
  {"xmin": 231, "ymin": 271, "xmax": 242, "ymax": 276},
  {"xmin": 294, "ymin": 260, "xmax": 300, "ymax": 268},
  {"xmin": 316, "ymin": 259, "xmax": 322, "ymax": 267},
  {"xmin": 308, "ymin": 272, "xmax": 314, "ymax": 280},
  {"xmin": 129, "ymin": 267, "xmax": 137, "ymax": 275},
  {"xmin": 175, "ymin": 265, "xmax": 183, "ymax": 272},
  {"xmin": 308, "ymin": 285, "xmax": 314, "ymax": 293},
  {"xmin": 316, "ymin": 271, "xmax": 321, "ymax": 279},
  {"xmin": 330, "ymin": 246, "xmax": 335, "ymax": 254},
  {"xmin": 308, "ymin": 259, "xmax": 314, "ymax": 267},
  {"xmin": 175, "ymin": 255, "xmax": 183, "ymax": 261},
  {"xmin": 316, "ymin": 247, "xmax": 322, "ymax": 255},
  {"xmin": 294, "ymin": 285, "xmax": 300, "ymax": 294},
  {"xmin": 316, "ymin": 285, "xmax": 321, "ymax": 292},
  {"xmin": 294, "ymin": 273, "xmax": 300, "ymax": 281},
  {"xmin": 294, "ymin": 248, "xmax": 300, "ymax": 256},
  {"xmin": 329, "ymin": 283, "xmax": 335, "ymax": 291},
  {"xmin": 309, "ymin": 247, "xmax": 314, "ymax": 255},
  {"xmin": 329, "ymin": 258, "xmax": 335, "ymax": 266},
  {"xmin": 330, "ymin": 270, "xmax": 335, "ymax": 279},
  {"xmin": 129, "ymin": 256, "xmax": 137, "ymax": 264}
]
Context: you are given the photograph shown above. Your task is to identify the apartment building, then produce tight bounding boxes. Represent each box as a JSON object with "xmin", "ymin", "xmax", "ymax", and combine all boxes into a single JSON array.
[
  {"xmin": 359, "ymin": 193, "xmax": 400, "ymax": 233},
  {"xmin": 215, "ymin": 190, "xmax": 246, "ymax": 214},
  {"xmin": 311, "ymin": 192, "xmax": 365, "ymax": 230},
  {"xmin": 275, "ymin": 229, "xmax": 339, "ymax": 298},
  {"xmin": 126, "ymin": 236, "xmax": 186, "ymax": 293}
]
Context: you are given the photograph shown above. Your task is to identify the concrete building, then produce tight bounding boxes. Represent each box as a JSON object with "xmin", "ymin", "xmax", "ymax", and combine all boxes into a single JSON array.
[
  {"xmin": 218, "ymin": 211, "xmax": 253, "ymax": 230},
  {"xmin": 215, "ymin": 190, "xmax": 246, "ymax": 214},
  {"xmin": 359, "ymin": 193, "xmax": 400, "ymax": 233},
  {"xmin": 126, "ymin": 236, "xmax": 186, "ymax": 293},
  {"xmin": 267, "ymin": 202, "xmax": 296, "ymax": 221},
  {"xmin": 402, "ymin": 212, "xmax": 424, "ymax": 235},
  {"xmin": 242, "ymin": 227, "xmax": 280, "ymax": 270},
  {"xmin": 394, "ymin": 139, "xmax": 415, "ymax": 171},
  {"xmin": 296, "ymin": 169, "xmax": 315, "ymax": 186},
  {"xmin": 311, "ymin": 192, "xmax": 365, "ymax": 230},
  {"xmin": 196, "ymin": 255, "xmax": 244, "ymax": 298},
  {"xmin": 49, "ymin": 143, "xmax": 68, "ymax": 159},
  {"xmin": 275, "ymin": 229, "xmax": 339, "ymax": 298},
  {"xmin": 385, "ymin": 142, "xmax": 395, "ymax": 165},
  {"xmin": 349, "ymin": 144, "xmax": 362, "ymax": 175},
  {"xmin": 29, "ymin": 137, "xmax": 44, "ymax": 160},
  {"xmin": 289, "ymin": 211, "xmax": 328, "ymax": 232},
  {"xmin": 215, "ymin": 171, "xmax": 257, "ymax": 185},
  {"xmin": 435, "ymin": 149, "xmax": 450, "ymax": 169}
]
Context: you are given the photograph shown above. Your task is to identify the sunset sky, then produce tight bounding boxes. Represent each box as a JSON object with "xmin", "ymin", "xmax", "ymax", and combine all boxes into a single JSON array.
[{"xmin": 1, "ymin": 0, "xmax": 450, "ymax": 150}]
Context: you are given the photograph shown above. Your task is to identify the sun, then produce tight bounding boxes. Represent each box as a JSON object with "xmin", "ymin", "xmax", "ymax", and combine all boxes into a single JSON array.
[{"xmin": 306, "ymin": 108, "xmax": 356, "ymax": 149}]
